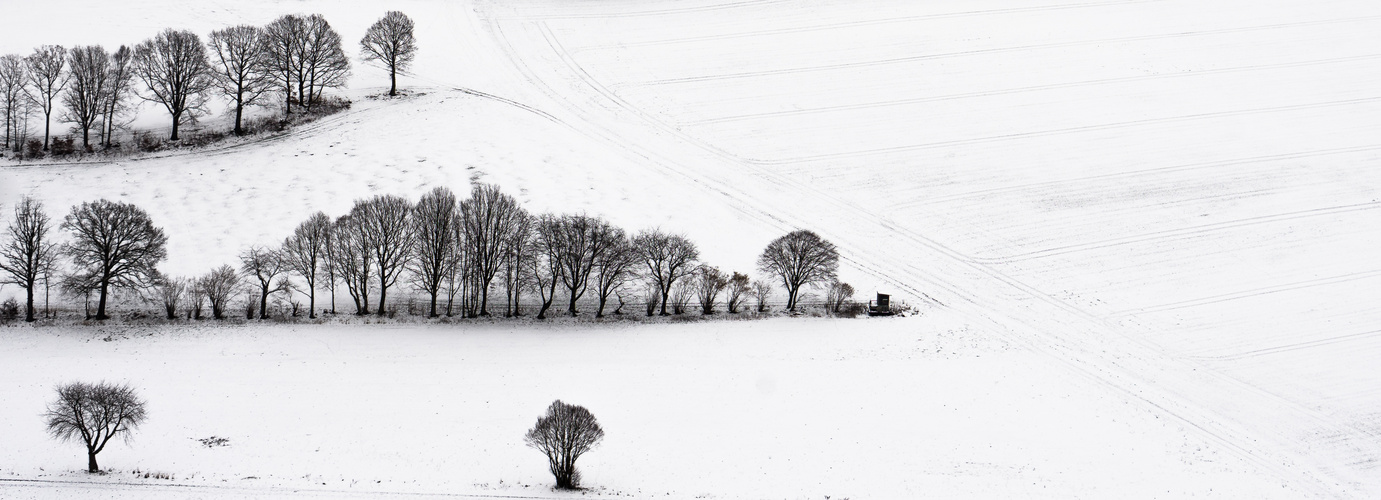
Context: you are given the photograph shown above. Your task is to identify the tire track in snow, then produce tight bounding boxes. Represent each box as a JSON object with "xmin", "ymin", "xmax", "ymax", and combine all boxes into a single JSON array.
[
  {"xmin": 968, "ymin": 201, "xmax": 1381, "ymax": 264},
  {"xmin": 1110, "ymin": 270, "xmax": 1381, "ymax": 319},
  {"xmin": 1192, "ymin": 329, "xmax": 1381, "ymax": 362},
  {"xmin": 609, "ymin": 14, "xmax": 1381, "ymax": 89},
  {"xmin": 572, "ymin": 0, "xmax": 1166, "ymax": 52},
  {"xmin": 0, "ymin": 477, "xmax": 556, "ymax": 499},
  {"xmin": 681, "ymin": 53, "xmax": 1381, "ymax": 125},
  {"xmin": 506, "ymin": 17, "xmax": 1378, "ymax": 497}
]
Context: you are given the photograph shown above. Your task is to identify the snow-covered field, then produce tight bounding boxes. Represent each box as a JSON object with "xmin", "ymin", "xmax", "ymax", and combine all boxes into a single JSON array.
[
  {"xmin": 0, "ymin": 318, "xmax": 1310, "ymax": 499},
  {"xmin": 2, "ymin": 0, "xmax": 1380, "ymax": 497}
]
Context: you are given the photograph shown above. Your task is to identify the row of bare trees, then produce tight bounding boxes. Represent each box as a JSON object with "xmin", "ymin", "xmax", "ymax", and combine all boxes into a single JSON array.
[
  {"xmin": 1, "ymin": 186, "xmax": 847, "ymax": 322},
  {"xmin": 0, "ymin": 11, "xmax": 415, "ymax": 153}
]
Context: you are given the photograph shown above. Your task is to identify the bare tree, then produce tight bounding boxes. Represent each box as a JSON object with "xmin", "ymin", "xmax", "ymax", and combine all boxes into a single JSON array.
[
  {"xmin": 632, "ymin": 230, "xmax": 698, "ymax": 315},
  {"xmin": 187, "ymin": 277, "xmax": 206, "ymax": 319},
  {"xmin": 156, "ymin": 275, "xmax": 186, "ymax": 320},
  {"xmin": 757, "ymin": 230, "xmax": 839, "ymax": 311},
  {"xmin": 207, "ymin": 26, "xmax": 271, "ymax": 135},
  {"xmin": 409, "ymin": 187, "xmax": 458, "ymax": 317},
  {"xmin": 669, "ymin": 280, "xmax": 693, "ymax": 315},
  {"xmin": 240, "ymin": 246, "xmax": 284, "ymax": 319},
  {"xmin": 199, "ymin": 264, "xmax": 239, "ymax": 319},
  {"xmin": 360, "ymin": 11, "xmax": 416, "ymax": 96},
  {"xmin": 0, "ymin": 55, "xmax": 28, "ymax": 151},
  {"xmin": 460, "ymin": 184, "xmax": 528, "ymax": 316},
  {"xmin": 526, "ymin": 215, "xmax": 564, "ymax": 319},
  {"xmin": 501, "ymin": 211, "xmax": 533, "ymax": 317},
  {"xmin": 592, "ymin": 232, "xmax": 636, "ymax": 318},
  {"xmin": 693, "ymin": 265, "xmax": 728, "ymax": 315},
  {"xmin": 299, "ymin": 14, "xmax": 350, "ymax": 110},
  {"xmin": 263, "ymin": 14, "xmax": 304, "ymax": 118},
  {"xmin": 24, "ymin": 45, "xmax": 67, "ymax": 150},
  {"xmin": 62, "ymin": 200, "xmax": 167, "ymax": 320},
  {"xmin": 332, "ymin": 213, "xmax": 372, "ymax": 315},
  {"xmin": 281, "ymin": 212, "xmax": 331, "ymax": 319},
  {"xmin": 752, "ymin": 279, "xmax": 772, "ymax": 313},
  {"xmin": 548, "ymin": 215, "xmax": 621, "ymax": 316},
  {"xmin": 61, "ymin": 46, "xmax": 108, "ymax": 150},
  {"xmin": 826, "ymin": 280, "xmax": 855, "ymax": 314},
  {"xmin": 725, "ymin": 272, "xmax": 750, "ymax": 314},
  {"xmin": 524, "ymin": 400, "xmax": 604, "ymax": 490},
  {"xmin": 133, "ymin": 29, "xmax": 213, "ymax": 140},
  {"xmin": 44, "ymin": 381, "xmax": 147, "ymax": 473},
  {"xmin": 354, "ymin": 195, "xmax": 413, "ymax": 316},
  {"xmin": 0, "ymin": 197, "xmax": 56, "ymax": 321},
  {"xmin": 100, "ymin": 46, "xmax": 134, "ymax": 149}
]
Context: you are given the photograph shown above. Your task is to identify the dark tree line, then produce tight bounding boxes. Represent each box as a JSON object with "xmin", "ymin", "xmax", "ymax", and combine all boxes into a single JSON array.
[
  {"xmin": 1, "ymin": 11, "xmax": 414, "ymax": 152},
  {"xmin": 1, "ymin": 187, "xmax": 849, "ymax": 321}
]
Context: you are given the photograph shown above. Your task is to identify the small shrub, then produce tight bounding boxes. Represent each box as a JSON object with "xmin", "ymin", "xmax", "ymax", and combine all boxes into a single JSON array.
[
  {"xmin": 0, "ymin": 298, "xmax": 18, "ymax": 322},
  {"xmin": 50, "ymin": 136, "xmax": 76, "ymax": 156},
  {"xmin": 25, "ymin": 139, "xmax": 44, "ymax": 159},
  {"xmin": 525, "ymin": 400, "xmax": 604, "ymax": 489},
  {"xmin": 136, "ymin": 132, "xmax": 161, "ymax": 152}
]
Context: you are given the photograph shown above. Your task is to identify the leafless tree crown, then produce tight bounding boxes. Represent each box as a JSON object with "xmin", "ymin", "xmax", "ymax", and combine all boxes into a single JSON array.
[
  {"xmin": 61, "ymin": 200, "xmax": 168, "ymax": 320},
  {"xmin": 198, "ymin": 264, "xmax": 240, "ymax": 319},
  {"xmin": 757, "ymin": 229, "xmax": 839, "ymax": 311},
  {"xmin": 0, "ymin": 197, "xmax": 56, "ymax": 321},
  {"xmin": 240, "ymin": 246, "xmax": 284, "ymax": 319},
  {"xmin": 460, "ymin": 184, "xmax": 528, "ymax": 316},
  {"xmin": 524, "ymin": 400, "xmax": 604, "ymax": 489},
  {"xmin": 0, "ymin": 55, "xmax": 27, "ymax": 151},
  {"xmin": 62, "ymin": 46, "xmax": 110, "ymax": 150},
  {"xmin": 633, "ymin": 229, "xmax": 699, "ymax": 315},
  {"xmin": 133, "ymin": 29, "xmax": 214, "ymax": 140},
  {"xmin": 44, "ymin": 381, "xmax": 148, "ymax": 473},
  {"xmin": 207, "ymin": 25, "xmax": 272, "ymax": 135},
  {"xmin": 24, "ymin": 45, "xmax": 68, "ymax": 150},
  {"xmin": 409, "ymin": 187, "xmax": 458, "ymax": 317},
  {"xmin": 360, "ymin": 11, "xmax": 417, "ymax": 96},
  {"xmin": 282, "ymin": 212, "xmax": 332, "ymax": 318}
]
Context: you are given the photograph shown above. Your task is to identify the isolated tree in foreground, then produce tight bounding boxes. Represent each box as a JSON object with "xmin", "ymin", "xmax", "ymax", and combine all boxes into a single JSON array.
[
  {"xmin": 525, "ymin": 400, "xmax": 604, "ymax": 489},
  {"xmin": 757, "ymin": 230, "xmax": 838, "ymax": 311},
  {"xmin": 45, "ymin": 381, "xmax": 147, "ymax": 473},
  {"xmin": 360, "ymin": 11, "xmax": 416, "ymax": 96},
  {"xmin": 282, "ymin": 212, "xmax": 331, "ymax": 318},
  {"xmin": 62, "ymin": 200, "xmax": 168, "ymax": 320},
  {"xmin": 24, "ymin": 45, "xmax": 67, "ymax": 150},
  {"xmin": 61, "ymin": 45, "xmax": 109, "ymax": 150},
  {"xmin": 240, "ymin": 246, "xmax": 284, "ymax": 319},
  {"xmin": 207, "ymin": 25, "xmax": 272, "ymax": 135},
  {"xmin": 0, "ymin": 197, "xmax": 56, "ymax": 322},
  {"xmin": 133, "ymin": 29, "xmax": 213, "ymax": 140},
  {"xmin": 632, "ymin": 229, "xmax": 698, "ymax": 315},
  {"xmin": 199, "ymin": 264, "xmax": 240, "ymax": 319}
]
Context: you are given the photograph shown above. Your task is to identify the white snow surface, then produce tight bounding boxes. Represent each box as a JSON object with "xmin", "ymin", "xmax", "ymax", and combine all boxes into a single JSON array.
[{"xmin": 2, "ymin": 0, "xmax": 1380, "ymax": 497}]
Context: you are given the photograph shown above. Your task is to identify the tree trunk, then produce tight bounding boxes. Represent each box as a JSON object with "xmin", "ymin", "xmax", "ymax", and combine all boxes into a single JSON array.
[
  {"xmin": 234, "ymin": 101, "xmax": 244, "ymax": 135},
  {"xmin": 389, "ymin": 66, "xmax": 397, "ymax": 96},
  {"xmin": 87, "ymin": 451, "xmax": 99, "ymax": 473},
  {"xmin": 428, "ymin": 290, "xmax": 438, "ymax": 318},
  {"xmin": 376, "ymin": 285, "xmax": 387, "ymax": 317},
  {"xmin": 595, "ymin": 294, "xmax": 607, "ymax": 318},
  {"xmin": 96, "ymin": 280, "xmax": 110, "ymax": 320},
  {"xmin": 169, "ymin": 110, "xmax": 181, "ymax": 141},
  {"xmin": 659, "ymin": 287, "xmax": 671, "ymax": 316},
  {"xmin": 567, "ymin": 289, "xmax": 579, "ymax": 317},
  {"xmin": 82, "ymin": 127, "xmax": 90, "ymax": 151},
  {"xmin": 259, "ymin": 284, "xmax": 270, "ymax": 319},
  {"xmin": 25, "ymin": 286, "xmax": 35, "ymax": 322},
  {"xmin": 42, "ymin": 113, "xmax": 50, "ymax": 150},
  {"xmin": 308, "ymin": 286, "xmax": 316, "ymax": 319},
  {"xmin": 479, "ymin": 286, "xmax": 490, "ymax": 316},
  {"xmin": 787, "ymin": 286, "xmax": 799, "ymax": 311}
]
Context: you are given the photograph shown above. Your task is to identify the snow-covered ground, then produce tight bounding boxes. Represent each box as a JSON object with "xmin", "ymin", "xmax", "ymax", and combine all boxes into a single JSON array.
[
  {"xmin": 0, "ymin": 317, "xmax": 1311, "ymax": 499},
  {"xmin": 2, "ymin": 0, "xmax": 1380, "ymax": 497}
]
